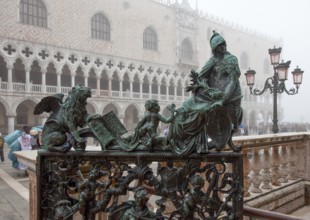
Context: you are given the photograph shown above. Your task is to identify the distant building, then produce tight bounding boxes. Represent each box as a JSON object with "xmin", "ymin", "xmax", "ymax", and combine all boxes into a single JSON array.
[{"xmin": 0, "ymin": 0, "xmax": 281, "ymax": 134}]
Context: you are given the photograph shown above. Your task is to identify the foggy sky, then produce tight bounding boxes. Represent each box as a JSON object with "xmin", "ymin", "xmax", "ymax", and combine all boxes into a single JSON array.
[{"xmin": 188, "ymin": 0, "xmax": 310, "ymax": 123}]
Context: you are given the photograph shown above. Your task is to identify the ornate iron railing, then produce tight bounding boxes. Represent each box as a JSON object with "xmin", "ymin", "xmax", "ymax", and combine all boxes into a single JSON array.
[{"xmin": 37, "ymin": 151, "xmax": 243, "ymax": 220}]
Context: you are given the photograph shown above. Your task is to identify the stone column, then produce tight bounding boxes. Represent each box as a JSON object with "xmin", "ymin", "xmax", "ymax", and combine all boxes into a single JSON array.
[
  {"xmin": 42, "ymin": 69, "xmax": 46, "ymax": 93},
  {"xmin": 158, "ymin": 83, "xmax": 161, "ymax": 100},
  {"xmin": 57, "ymin": 73, "xmax": 61, "ymax": 93},
  {"xmin": 166, "ymin": 85, "xmax": 169, "ymax": 100},
  {"xmin": 149, "ymin": 83, "xmax": 152, "ymax": 99},
  {"xmin": 71, "ymin": 74, "xmax": 76, "ymax": 87},
  {"xmin": 139, "ymin": 80, "xmax": 143, "ymax": 99},
  {"xmin": 129, "ymin": 79, "xmax": 133, "ymax": 99},
  {"xmin": 108, "ymin": 76, "xmax": 112, "ymax": 97},
  {"xmin": 7, "ymin": 64, "xmax": 13, "ymax": 91},
  {"xmin": 25, "ymin": 66, "xmax": 31, "ymax": 92},
  {"xmin": 84, "ymin": 75, "xmax": 88, "ymax": 87},
  {"xmin": 96, "ymin": 76, "xmax": 101, "ymax": 96},
  {"xmin": 174, "ymin": 85, "xmax": 177, "ymax": 101},
  {"xmin": 82, "ymin": 67, "xmax": 90, "ymax": 87},
  {"xmin": 119, "ymin": 114, "xmax": 124, "ymax": 124},
  {"xmin": 119, "ymin": 80, "xmax": 123, "ymax": 98},
  {"xmin": 6, "ymin": 114, "xmax": 15, "ymax": 134}
]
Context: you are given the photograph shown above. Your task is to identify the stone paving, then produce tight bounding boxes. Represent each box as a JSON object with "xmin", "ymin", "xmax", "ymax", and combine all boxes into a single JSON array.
[{"xmin": 0, "ymin": 144, "xmax": 29, "ymax": 220}]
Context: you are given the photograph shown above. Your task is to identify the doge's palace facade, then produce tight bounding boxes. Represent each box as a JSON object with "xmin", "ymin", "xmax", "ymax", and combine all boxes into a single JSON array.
[{"xmin": 0, "ymin": 0, "xmax": 281, "ymax": 134}]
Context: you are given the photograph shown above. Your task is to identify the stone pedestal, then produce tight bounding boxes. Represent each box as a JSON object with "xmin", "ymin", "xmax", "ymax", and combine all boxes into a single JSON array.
[{"xmin": 14, "ymin": 150, "xmax": 38, "ymax": 220}]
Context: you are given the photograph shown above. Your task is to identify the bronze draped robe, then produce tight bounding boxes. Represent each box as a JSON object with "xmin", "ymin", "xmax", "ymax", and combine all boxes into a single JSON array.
[{"xmin": 169, "ymin": 52, "xmax": 243, "ymax": 156}]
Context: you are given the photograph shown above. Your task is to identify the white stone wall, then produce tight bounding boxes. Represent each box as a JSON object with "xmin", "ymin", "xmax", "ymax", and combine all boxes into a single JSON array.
[
  {"xmin": 0, "ymin": 0, "xmax": 178, "ymax": 65},
  {"xmin": 0, "ymin": 0, "xmax": 280, "ymax": 73},
  {"xmin": 0, "ymin": 0, "xmax": 281, "ymax": 133}
]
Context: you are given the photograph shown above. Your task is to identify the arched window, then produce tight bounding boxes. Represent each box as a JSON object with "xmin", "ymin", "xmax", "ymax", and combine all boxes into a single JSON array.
[
  {"xmin": 20, "ymin": 0, "xmax": 47, "ymax": 28},
  {"xmin": 143, "ymin": 27, "xmax": 157, "ymax": 51},
  {"xmin": 240, "ymin": 52, "xmax": 248, "ymax": 70},
  {"xmin": 91, "ymin": 13, "xmax": 110, "ymax": 41},
  {"xmin": 181, "ymin": 38, "xmax": 193, "ymax": 60}
]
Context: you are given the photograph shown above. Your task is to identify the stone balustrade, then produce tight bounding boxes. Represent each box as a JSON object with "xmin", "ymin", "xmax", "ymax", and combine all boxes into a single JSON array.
[
  {"xmin": 0, "ymin": 81, "xmax": 190, "ymax": 103},
  {"xmin": 234, "ymin": 132, "xmax": 310, "ymax": 214}
]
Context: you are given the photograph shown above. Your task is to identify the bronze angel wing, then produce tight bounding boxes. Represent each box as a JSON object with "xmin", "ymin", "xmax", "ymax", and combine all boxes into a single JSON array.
[{"xmin": 33, "ymin": 93, "xmax": 64, "ymax": 115}]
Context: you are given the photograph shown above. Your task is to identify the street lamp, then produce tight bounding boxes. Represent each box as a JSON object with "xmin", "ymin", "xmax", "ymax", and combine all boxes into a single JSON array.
[{"xmin": 244, "ymin": 46, "xmax": 304, "ymax": 134}]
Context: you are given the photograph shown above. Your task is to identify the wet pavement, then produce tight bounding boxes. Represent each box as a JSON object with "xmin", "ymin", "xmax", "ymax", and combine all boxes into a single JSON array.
[{"xmin": 0, "ymin": 144, "xmax": 29, "ymax": 220}]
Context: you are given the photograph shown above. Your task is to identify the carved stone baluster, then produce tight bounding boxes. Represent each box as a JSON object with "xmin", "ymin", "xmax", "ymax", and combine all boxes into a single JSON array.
[
  {"xmin": 250, "ymin": 148, "xmax": 263, "ymax": 193},
  {"xmin": 243, "ymin": 148, "xmax": 251, "ymax": 197},
  {"xmin": 279, "ymin": 146, "xmax": 289, "ymax": 183},
  {"xmin": 287, "ymin": 144, "xmax": 298, "ymax": 181},
  {"xmin": 260, "ymin": 147, "xmax": 272, "ymax": 190},
  {"xmin": 296, "ymin": 143, "xmax": 306, "ymax": 179},
  {"xmin": 271, "ymin": 146, "xmax": 281, "ymax": 186}
]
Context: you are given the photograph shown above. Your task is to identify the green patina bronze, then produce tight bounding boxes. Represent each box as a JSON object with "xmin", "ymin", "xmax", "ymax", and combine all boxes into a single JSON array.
[
  {"xmin": 34, "ymin": 84, "xmax": 92, "ymax": 152},
  {"xmin": 34, "ymin": 31, "xmax": 242, "ymax": 155},
  {"xmin": 169, "ymin": 31, "xmax": 243, "ymax": 155}
]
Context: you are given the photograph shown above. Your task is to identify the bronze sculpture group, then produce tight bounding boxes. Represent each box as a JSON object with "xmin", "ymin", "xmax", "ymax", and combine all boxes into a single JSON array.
[
  {"xmin": 35, "ymin": 31, "xmax": 242, "ymax": 156},
  {"xmin": 36, "ymin": 31, "xmax": 243, "ymax": 220}
]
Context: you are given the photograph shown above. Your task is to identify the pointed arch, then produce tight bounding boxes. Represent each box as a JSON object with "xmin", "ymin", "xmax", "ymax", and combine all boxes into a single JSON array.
[
  {"xmin": 60, "ymin": 64, "xmax": 71, "ymax": 87},
  {"xmin": 30, "ymin": 60, "xmax": 42, "ymax": 85},
  {"xmin": 177, "ymin": 79, "xmax": 183, "ymax": 96},
  {"xmin": 142, "ymin": 75, "xmax": 150, "ymax": 94},
  {"xmin": 86, "ymin": 102, "xmax": 96, "ymax": 114},
  {"xmin": 102, "ymin": 103, "xmax": 120, "ymax": 116},
  {"xmin": 123, "ymin": 72, "xmax": 130, "ymax": 93},
  {"xmin": 13, "ymin": 58, "xmax": 26, "ymax": 85},
  {"xmin": 0, "ymin": 55, "xmax": 8, "ymax": 82},
  {"xmin": 100, "ymin": 69, "xmax": 109, "ymax": 91},
  {"xmin": 46, "ymin": 62, "xmax": 57, "ymax": 87},
  {"xmin": 152, "ymin": 77, "xmax": 159, "ymax": 94},
  {"xmin": 75, "ymin": 66, "xmax": 84, "ymax": 85},
  {"xmin": 132, "ymin": 73, "xmax": 140, "ymax": 93},
  {"xmin": 15, "ymin": 98, "xmax": 40, "ymax": 129},
  {"xmin": 0, "ymin": 100, "xmax": 9, "ymax": 134},
  {"xmin": 112, "ymin": 71, "xmax": 120, "ymax": 91},
  {"xmin": 160, "ymin": 77, "xmax": 167, "ymax": 95},
  {"xmin": 88, "ymin": 68, "xmax": 97, "ymax": 90}
]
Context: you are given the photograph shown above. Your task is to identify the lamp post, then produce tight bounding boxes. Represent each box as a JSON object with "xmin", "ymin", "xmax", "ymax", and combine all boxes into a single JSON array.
[{"xmin": 245, "ymin": 46, "xmax": 304, "ymax": 134}]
